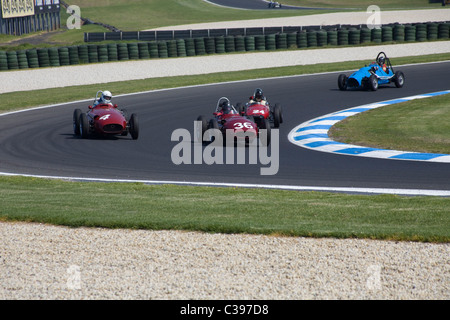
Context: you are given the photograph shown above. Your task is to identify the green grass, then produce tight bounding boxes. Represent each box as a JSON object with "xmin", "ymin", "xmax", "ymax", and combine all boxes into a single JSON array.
[
  {"xmin": 330, "ymin": 93, "xmax": 450, "ymax": 154},
  {"xmin": 0, "ymin": 176, "xmax": 448, "ymax": 242},
  {"xmin": 64, "ymin": 0, "xmax": 333, "ymax": 31}
]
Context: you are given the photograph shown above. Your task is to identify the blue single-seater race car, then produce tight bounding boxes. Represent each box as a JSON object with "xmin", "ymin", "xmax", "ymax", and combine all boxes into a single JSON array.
[{"xmin": 338, "ymin": 52, "xmax": 405, "ymax": 91}]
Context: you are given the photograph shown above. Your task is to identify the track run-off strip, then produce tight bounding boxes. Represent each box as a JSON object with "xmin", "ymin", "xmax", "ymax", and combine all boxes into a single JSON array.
[{"xmin": 288, "ymin": 90, "xmax": 450, "ymax": 163}]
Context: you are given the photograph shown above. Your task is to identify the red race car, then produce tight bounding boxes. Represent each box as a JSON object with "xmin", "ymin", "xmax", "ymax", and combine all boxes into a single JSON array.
[
  {"xmin": 236, "ymin": 89, "xmax": 283, "ymax": 128},
  {"xmin": 197, "ymin": 97, "xmax": 270, "ymax": 146},
  {"xmin": 73, "ymin": 91, "xmax": 139, "ymax": 140}
]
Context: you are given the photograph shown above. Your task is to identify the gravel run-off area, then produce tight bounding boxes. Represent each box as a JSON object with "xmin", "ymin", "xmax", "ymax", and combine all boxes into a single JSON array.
[
  {"xmin": 1, "ymin": 221, "xmax": 449, "ymax": 300},
  {"xmin": 1, "ymin": 9, "xmax": 449, "ymax": 300}
]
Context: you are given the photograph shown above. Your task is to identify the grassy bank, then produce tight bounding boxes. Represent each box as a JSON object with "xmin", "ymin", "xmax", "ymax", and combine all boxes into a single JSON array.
[{"xmin": 0, "ymin": 176, "xmax": 448, "ymax": 242}]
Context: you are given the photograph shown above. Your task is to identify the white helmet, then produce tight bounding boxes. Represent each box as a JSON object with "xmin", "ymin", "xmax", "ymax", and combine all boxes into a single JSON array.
[{"xmin": 101, "ymin": 90, "xmax": 112, "ymax": 103}]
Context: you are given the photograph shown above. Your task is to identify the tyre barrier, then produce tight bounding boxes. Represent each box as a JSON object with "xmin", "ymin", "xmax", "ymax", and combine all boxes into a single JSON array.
[{"xmin": 1, "ymin": 22, "xmax": 449, "ymax": 71}]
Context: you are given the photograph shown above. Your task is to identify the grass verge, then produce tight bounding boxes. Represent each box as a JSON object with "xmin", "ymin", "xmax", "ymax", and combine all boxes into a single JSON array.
[
  {"xmin": 0, "ymin": 176, "xmax": 448, "ymax": 242},
  {"xmin": 329, "ymin": 93, "xmax": 450, "ymax": 154}
]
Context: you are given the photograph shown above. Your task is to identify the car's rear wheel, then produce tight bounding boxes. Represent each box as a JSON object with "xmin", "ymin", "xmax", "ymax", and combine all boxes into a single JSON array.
[
  {"xmin": 273, "ymin": 103, "xmax": 282, "ymax": 128},
  {"xmin": 338, "ymin": 74, "xmax": 347, "ymax": 91},
  {"xmin": 129, "ymin": 113, "xmax": 139, "ymax": 140},
  {"xmin": 208, "ymin": 118, "xmax": 220, "ymax": 143},
  {"xmin": 259, "ymin": 118, "xmax": 271, "ymax": 146},
  {"xmin": 79, "ymin": 113, "xmax": 89, "ymax": 139},
  {"xmin": 73, "ymin": 109, "xmax": 82, "ymax": 136},
  {"xmin": 394, "ymin": 71, "xmax": 405, "ymax": 88},
  {"xmin": 369, "ymin": 74, "xmax": 378, "ymax": 91}
]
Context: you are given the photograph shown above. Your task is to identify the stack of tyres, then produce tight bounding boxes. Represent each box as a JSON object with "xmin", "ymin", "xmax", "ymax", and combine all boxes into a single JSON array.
[
  {"xmin": 287, "ymin": 32, "xmax": 297, "ymax": 48},
  {"xmin": 215, "ymin": 36, "xmax": 225, "ymax": 53},
  {"xmin": 167, "ymin": 40, "xmax": 178, "ymax": 57},
  {"xmin": 234, "ymin": 36, "xmax": 245, "ymax": 52},
  {"xmin": 204, "ymin": 37, "xmax": 216, "ymax": 54},
  {"xmin": 58, "ymin": 47, "xmax": 70, "ymax": 66},
  {"xmin": 393, "ymin": 24, "xmax": 405, "ymax": 42},
  {"xmin": 307, "ymin": 30, "xmax": 317, "ymax": 47},
  {"xmin": 194, "ymin": 37, "xmax": 206, "ymax": 55},
  {"xmin": 381, "ymin": 26, "xmax": 393, "ymax": 42},
  {"xmin": 26, "ymin": 49, "xmax": 40, "ymax": 68},
  {"xmin": 184, "ymin": 38, "xmax": 196, "ymax": 56},
  {"xmin": 117, "ymin": 43, "xmax": 129, "ymax": 60},
  {"xmin": 427, "ymin": 23, "xmax": 438, "ymax": 40},
  {"xmin": 438, "ymin": 23, "xmax": 450, "ymax": 39},
  {"xmin": 87, "ymin": 45, "xmax": 98, "ymax": 63},
  {"xmin": 225, "ymin": 36, "xmax": 235, "ymax": 52},
  {"xmin": 68, "ymin": 46, "xmax": 79, "ymax": 65},
  {"xmin": 127, "ymin": 43, "xmax": 139, "ymax": 60},
  {"xmin": 157, "ymin": 41, "xmax": 168, "ymax": 58},
  {"xmin": 360, "ymin": 28, "xmax": 371, "ymax": 43},
  {"xmin": 327, "ymin": 30, "xmax": 338, "ymax": 46},
  {"xmin": 107, "ymin": 43, "xmax": 118, "ymax": 61},
  {"xmin": 316, "ymin": 30, "xmax": 327, "ymax": 46},
  {"xmin": 265, "ymin": 34, "xmax": 276, "ymax": 50},
  {"xmin": 138, "ymin": 42, "xmax": 150, "ymax": 59},
  {"xmin": 254, "ymin": 35, "xmax": 266, "ymax": 50},
  {"xmin": 338, "ymin": 29, "xmax": 349, "ymax": 45},
  {"xmin": 245, "ymin": 36, "xmax": 255, "ymax": 51},
  {"xmin": 37, "ymin": 48, "xmax": 50, "ymax": 67},
  {"xmin": 0, "ymin": 51, "xmax": 7, "ymax": 70},
  {"xmin": 176, "ymin": 39, "xmax": 187, "ymax": 57},
  {"xmin": 77, "ymin": 45, "xmax": 89, "ymax": 63},
  {"xmin": 348, "ymin": 28, "xmax": 360, "ymax": 45},
  {"xmin": 97, "ymin": 44, "xmax": 109, "ymax": 62},
  {"xmin": 16, "ymin": 50, "xmax": 28, "ymax": 69},
  {"xmin": 6, "ymin": 51, "xmax": 19, "ymax": 70},
  {"xmin": 415, "ymin": 24, "xmax": 427, "ymax": 41},
  {"xmin": 48, "ymin": 48, "xmax": 60, "ymax": 67},
  {"xmin": 275, "ymin": 33, "xmax": 287, "ymax": 49},
  {"xmin": 371, "ymin": 28, "xmax": 382, "ymax": 43},
  {"xmin": 148, "ymin": 41, "xmax": 159, "ymax": 58},
  {"xmin": 404, "ymin": 24, "xmax": 416, "ymax": 41}
]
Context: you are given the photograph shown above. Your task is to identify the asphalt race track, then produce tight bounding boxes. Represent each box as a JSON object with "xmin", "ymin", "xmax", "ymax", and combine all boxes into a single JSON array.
[{"xmin": 1, "ymin": 62, "xmax": 449, "ymax": 192}]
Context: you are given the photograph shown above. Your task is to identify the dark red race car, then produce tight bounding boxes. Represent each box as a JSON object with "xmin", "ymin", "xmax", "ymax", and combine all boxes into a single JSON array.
[
  {"xmin": 236, "ymin": 95, "xmax": 283, "ymax": 129},
  {"xmin": 197, "ymin": 97, "xmax": 270, "ymax": 146},
  {"xmin": 73, "ymin": 91, "xmax": 139, "ymax": 140}
]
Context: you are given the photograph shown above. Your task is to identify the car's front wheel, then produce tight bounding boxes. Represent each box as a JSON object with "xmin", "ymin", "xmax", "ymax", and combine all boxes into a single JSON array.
[
  {"xmin": 129, "ymin": 113, "xmax": 139, "ymax": 140},
  {"xmin": 79, "ymin": 113, "xmax": 89, "ymax": 139},
  {"xmin": 73, "ymin": 109, "xmax": 82, "ymax": 136}
]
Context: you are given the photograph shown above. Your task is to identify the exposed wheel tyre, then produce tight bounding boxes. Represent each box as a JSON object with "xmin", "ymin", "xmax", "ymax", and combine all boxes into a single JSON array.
[
  {"xmin": 73, "ymin": 109, "xmax": 82, "ymax": 136},
  {"xmin": 79, "ymin": 113, "xmax": 89, "ymax": 139},
  {"xmin": 369, "ymin": 74, "xmax": 378, "ymax": 91},
  {"xmin": 338, "ymin": 74, "xmax": 348, "ymax": 91},
  {"xmin": 394, "ymin": 71, "xmax": 405, "ymax": 88},
  {"xmin": 208, "ymin": 118, "xmax": 219, "ymax": 142},
  {"xmin": 273, "ymin": 103, "xmax": 282, "ymax": 128},
  {"xmin": 259, "ymin": 118, "xmax": 271, "ymax": 146},
  {"xmin": 129, "ymin": 113, "xmax": 139, "ymax": 140}
]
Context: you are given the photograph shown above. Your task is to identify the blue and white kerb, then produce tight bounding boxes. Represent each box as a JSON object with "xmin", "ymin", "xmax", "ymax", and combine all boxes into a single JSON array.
[{"xmin": 288, "ymin": 90, "xmax": 450, "ymax": 163}]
